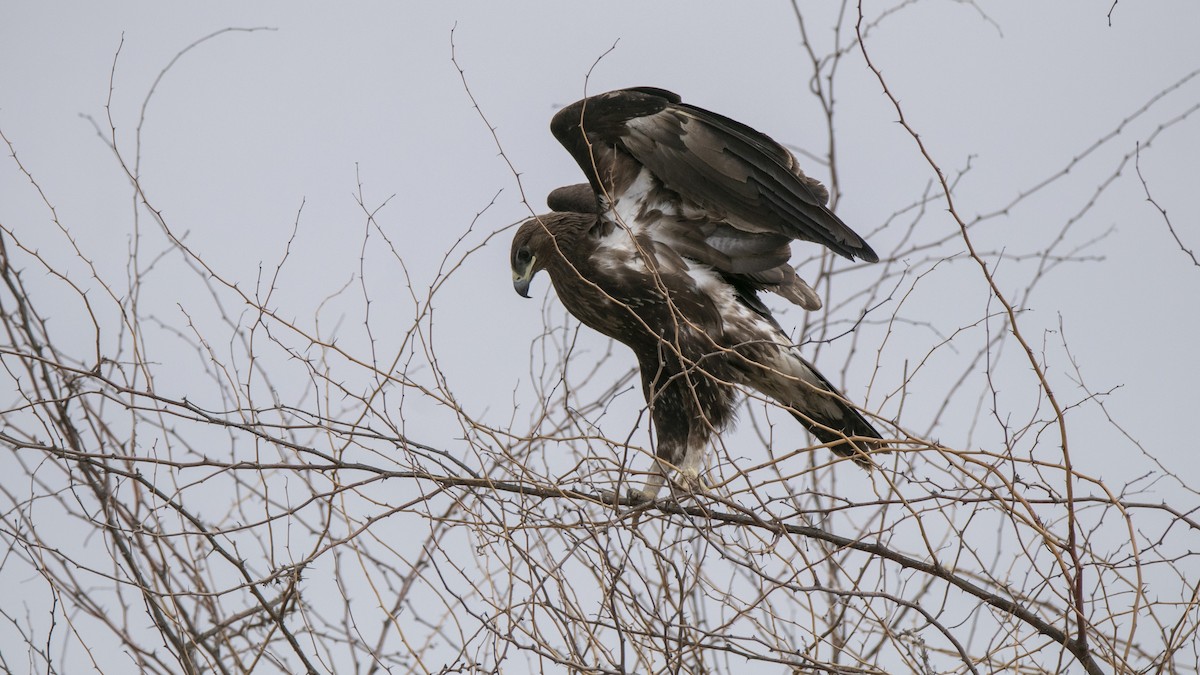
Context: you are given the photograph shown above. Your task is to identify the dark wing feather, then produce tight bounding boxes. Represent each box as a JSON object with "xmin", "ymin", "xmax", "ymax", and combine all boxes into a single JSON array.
[
  {"xmin": 551, "ymin": 87, "xmax": 877, "ymax": 263},
  {"xmin": 547, "ymin": 183, "xmax": 600, "ymax": 214},
  {"xmin": 622, "ymin": 104, "xmax": 878, "ymax": 262}
]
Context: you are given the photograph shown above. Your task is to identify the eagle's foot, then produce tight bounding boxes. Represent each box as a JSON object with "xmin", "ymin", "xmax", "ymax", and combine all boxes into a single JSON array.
[
  {"xmin": 675, "ymin": 469, "xmax": 710, "ymax": 495},
  {"xmin": 596, "ymin": 487, "xmax": 658, "ymax": 507},
  {"xmin": 596, "ymin": 468, "xmax": 710, "ymax": 507}
]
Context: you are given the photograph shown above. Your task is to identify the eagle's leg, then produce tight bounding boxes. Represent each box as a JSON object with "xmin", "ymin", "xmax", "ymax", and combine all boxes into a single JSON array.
[
  {"xmin": 674, "ymin": 435, "xmax": 708, "ymax": 491},
  {"xmin": 632, "ymin": 433, "xmax": 708, "ymax": 502},
  {"xmin": 634, "ymin": 463, "xmax": 668, "ymax": 503},
  {"xmin": 601, "ymin": 447, "xmax": 670, "ymax": 504}
]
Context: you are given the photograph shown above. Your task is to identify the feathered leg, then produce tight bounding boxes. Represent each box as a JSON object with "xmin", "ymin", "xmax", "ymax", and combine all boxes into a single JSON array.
[
  {"xmin": 636, "ymin": 428, "xmax": 709, "ymax": 502},
  {"xmin": 634, "ymin": 349, "xmax": 736, "ymax": 501}
]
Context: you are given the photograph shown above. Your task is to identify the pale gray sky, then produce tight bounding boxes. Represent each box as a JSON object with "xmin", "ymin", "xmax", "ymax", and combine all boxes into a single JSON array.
[
  {"xmin": 5, "ymin": 1, "xmax": 1195, "ymax": 457},
  {"xmin": 2, "ymin": 2, "xmax": 1198, "ymax": 671}
]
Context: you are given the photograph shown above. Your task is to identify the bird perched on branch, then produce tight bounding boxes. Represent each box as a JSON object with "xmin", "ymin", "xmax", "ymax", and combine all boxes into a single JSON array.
[{"xmin": 511, "ymin": 87, "xmax": 886, "ymax": 500}]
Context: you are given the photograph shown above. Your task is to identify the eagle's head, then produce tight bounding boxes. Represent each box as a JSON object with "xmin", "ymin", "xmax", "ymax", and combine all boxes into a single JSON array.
[
  {"xmin": 510, "ymin": 220, "xmax": 541, "ymax": 298},
  {"xmin": 510, "ymin": 212, "xmax": 595, "ymax": 298}
]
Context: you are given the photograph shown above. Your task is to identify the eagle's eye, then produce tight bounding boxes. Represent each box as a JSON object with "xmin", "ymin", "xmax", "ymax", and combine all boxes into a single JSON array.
[{"xmin": 515, "ymin": 248, "xmax": 532, "ymax": 266}]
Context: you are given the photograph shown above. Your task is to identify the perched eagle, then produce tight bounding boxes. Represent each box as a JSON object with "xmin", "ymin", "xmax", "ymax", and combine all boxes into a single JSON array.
[{"xmin": 511, "ymin": 87, "xmax": 886, "ymax": 500}]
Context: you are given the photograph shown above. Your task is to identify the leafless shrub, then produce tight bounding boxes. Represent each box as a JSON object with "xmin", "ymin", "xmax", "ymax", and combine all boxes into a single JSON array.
[{"xmin": 2, "ymin": 8, "xmax": 1197, "ymax": 675}]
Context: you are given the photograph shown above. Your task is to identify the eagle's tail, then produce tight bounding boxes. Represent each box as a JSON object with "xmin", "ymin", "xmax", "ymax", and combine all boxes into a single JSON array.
[
  {"xmin": 751, "ymin": 347, "xmax": 888, "ymax": 468},
  {"xmin": 787, "ymin": 406, "xmax": 887, "ymax": 469}
]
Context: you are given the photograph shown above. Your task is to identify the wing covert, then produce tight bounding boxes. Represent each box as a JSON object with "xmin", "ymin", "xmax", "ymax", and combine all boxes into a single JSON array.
[{"xmin": 621, "ymin": 104, "xmax": 878, "ymax": 262}]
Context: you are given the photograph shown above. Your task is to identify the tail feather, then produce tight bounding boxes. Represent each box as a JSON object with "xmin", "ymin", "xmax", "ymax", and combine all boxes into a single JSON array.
[
  {"xmin": 744, "ymin": 344, "xmax": 888, "ymax": 467},
  {"xmin": 788, "ymin": 407, "xmax": 886, "ymax": 467},
  {"xmin": 784, "ymin": 361, "xmax": 887, "ymax": 467}
]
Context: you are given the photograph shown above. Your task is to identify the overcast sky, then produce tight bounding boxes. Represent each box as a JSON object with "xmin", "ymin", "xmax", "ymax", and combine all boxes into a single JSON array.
[
  {"xmin": 2, "ymin": 2, "xmax": 1198, "ymax": 670},
  {"xmin": 4, "ymin": 1, "xmax": 1197, "ymax": 458}
]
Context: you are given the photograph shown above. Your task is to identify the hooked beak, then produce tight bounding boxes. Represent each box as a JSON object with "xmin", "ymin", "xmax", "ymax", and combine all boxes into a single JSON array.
[{"xmin": 512, "ymin": 262, "xmax": 535, "ymax": 298}]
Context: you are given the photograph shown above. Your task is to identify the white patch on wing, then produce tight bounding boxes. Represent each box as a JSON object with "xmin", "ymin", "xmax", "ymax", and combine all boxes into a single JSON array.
[
  {"xmin": 684, "ymin": 262, "xmax": 728, "ymax": 297},
  {"xmin": 593, "ymin": 225, "xmax": 646, "ymax": 274},
  {"xmin": 683, "ymin": 260, "xmax": 780, "ymax": 340},
  {"xmin": 609, "ymin": 168, "xmax": 675, "ymax": 232},
  {"xmin": 595, "ymin": 168, "xmax": 676, "ymax": 275}
]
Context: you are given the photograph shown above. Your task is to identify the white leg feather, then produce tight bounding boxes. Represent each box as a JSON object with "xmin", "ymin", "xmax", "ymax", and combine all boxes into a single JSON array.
[
  {"xmin": 676, "ymin": 439, "xmax": 706, "ymax": 487},
  {"xmin": 634, "ymin": 436, "xmax": 708, "ymax": 502},
  {"xmin": 637, "ymin": 461, "xmax": 668, "ymax": 501}
]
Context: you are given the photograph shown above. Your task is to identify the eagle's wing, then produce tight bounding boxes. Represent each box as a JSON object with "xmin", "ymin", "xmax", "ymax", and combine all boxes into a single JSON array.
[
  {"xmin": 546, "ymin": 183, "xmax": 600, "ymax": 214},
  {"xmin": 551, "ymin": 87, "xmax": 878, "ymax": 264}
]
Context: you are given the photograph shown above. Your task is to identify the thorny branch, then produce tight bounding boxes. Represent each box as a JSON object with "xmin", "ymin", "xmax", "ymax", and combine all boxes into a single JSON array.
[{"xmin": 1, "ymin": 11, "xmax": 1198, "ymax": 675}]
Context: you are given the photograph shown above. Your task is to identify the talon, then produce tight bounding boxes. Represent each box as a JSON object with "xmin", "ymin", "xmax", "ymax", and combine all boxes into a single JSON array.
[{"xmin": 627, "ymin": 488, "xmax": 654, "ymax": 504}]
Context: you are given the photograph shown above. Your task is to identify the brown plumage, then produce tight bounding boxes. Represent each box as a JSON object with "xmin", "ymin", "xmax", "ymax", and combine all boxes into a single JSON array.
[{"xmin": 512, "ymin": 87, "xmax": 886, "ymax": 499}]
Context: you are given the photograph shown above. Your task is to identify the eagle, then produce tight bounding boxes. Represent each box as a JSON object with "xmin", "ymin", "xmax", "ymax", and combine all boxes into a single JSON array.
[{"xmin": 510, "ymin": 87, "xmax": 886, "ymax": 500}]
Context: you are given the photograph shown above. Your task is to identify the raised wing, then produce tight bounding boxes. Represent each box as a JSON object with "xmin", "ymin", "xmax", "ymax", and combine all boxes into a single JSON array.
[{"xmin": 551, "ymin": 87, "xmax": 878, "ymax": 263}]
